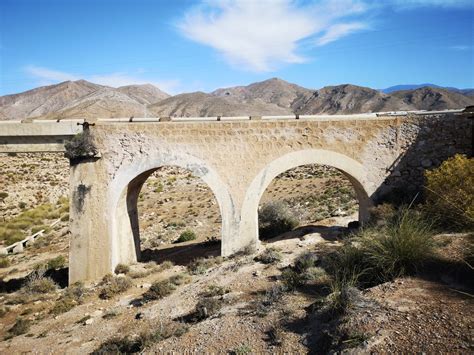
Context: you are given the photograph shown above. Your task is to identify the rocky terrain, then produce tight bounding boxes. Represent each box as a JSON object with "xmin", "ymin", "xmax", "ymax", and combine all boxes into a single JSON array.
[{"xmin": 1, "ymin": 78, "xmax": 473, "ymax": 120}]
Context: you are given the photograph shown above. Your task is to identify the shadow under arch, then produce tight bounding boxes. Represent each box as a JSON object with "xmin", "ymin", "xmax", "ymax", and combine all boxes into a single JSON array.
[
  {"xmin": 240, "ymin": 149, "xmax": 374, "ymax": 247},
  {"xmin": 107, "ymin": 152, "xmax": 234, "ymax": 270}
]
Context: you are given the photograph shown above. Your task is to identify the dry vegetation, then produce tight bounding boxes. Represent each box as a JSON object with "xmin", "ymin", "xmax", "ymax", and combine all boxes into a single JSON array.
[{"xmin": 0, "ymin": 153, "xmax": 472, "ymax": 353}]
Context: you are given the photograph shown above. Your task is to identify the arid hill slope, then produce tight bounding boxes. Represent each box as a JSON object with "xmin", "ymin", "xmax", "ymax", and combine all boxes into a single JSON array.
[
  {"xmin": 391, "ymin": 86, "xmax": 474, "ymax": 111},
  {"xmin": 0, "ymin": 80, "xmax": 169, "ymax": 120},
  {"xmin": 1, "ymin": 79, "xmax": 473, "ymax": 120}
]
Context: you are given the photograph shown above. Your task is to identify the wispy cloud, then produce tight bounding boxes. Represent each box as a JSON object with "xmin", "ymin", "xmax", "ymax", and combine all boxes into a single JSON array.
[
  {"xmin": 316, "ymin": 22, "xmax": 368, "ymax": 46},
  {"xmin": 24, "ymin": 65, "xmax": 181, "ymax": 94},
  {"xmin": 177, "ymin": 0, "xmax": 369, "ymax": 72},
  {"xmin": 449, "ymin": 45, "xmax": 471, "ymax": 51},
  {"xmin": 25, "ymin": 65, "xmax": 78, "ymax": 83}
]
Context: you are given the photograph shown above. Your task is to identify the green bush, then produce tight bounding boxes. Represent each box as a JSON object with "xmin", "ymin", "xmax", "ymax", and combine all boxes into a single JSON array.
[
  {"xmin": 259, "ymin": 202, "xmax": 299, "ymax": 239},
  {"xmin": 176, "ymin": 230, "xmax": 197, "ymax": 243},
  {"xmin": 425, "ymin": 154, "xmax": 474, "ymax": 230}
]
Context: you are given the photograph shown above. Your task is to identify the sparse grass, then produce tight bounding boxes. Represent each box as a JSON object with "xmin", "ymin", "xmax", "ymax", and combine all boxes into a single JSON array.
[
  {"xmin": 258, "ymin": 201, "xmax": 299, "ymax": 239},
  {"xmin": 359, "ymin": 208, "xmax": 435, "ymax": 280},
  {"xmin": 176, "ymin": 230, "xmax": 196, "ymax": 243},
  {"xmin": 255, "ymin": 247, "xmax": 282, "ymax": 264},
  {"xmin": 0, "ymin": 202, "xmax": 63, "ymax": 244},
  {"xmin": 114, "ymin": 263, "xmax": 130, "ymax": 274},
  {"xmin": 99, "ymin": 276, "xmax": 133, "ymax": 300}
]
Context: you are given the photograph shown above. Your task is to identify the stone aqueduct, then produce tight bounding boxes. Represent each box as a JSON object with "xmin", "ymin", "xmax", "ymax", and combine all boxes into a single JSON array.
[{"xmin": 0, "ymin": 110, "xmax": 471, "ymax": 284}]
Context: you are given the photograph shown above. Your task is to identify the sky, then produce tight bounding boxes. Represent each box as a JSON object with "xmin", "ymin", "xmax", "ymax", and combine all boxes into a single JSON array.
[{"xmin": 0, "ymin": 0, "xmax": 473, "ymax": 95}]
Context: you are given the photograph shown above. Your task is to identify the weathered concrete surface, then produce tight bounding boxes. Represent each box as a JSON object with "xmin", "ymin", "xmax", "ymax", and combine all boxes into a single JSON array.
[
  {"xmin": 66, "ymin": 112, "xmax": 471, "ymax": 284},
  {"xmin": 0, "ymin": 120, "xmax": 83, "ymax": 152}
]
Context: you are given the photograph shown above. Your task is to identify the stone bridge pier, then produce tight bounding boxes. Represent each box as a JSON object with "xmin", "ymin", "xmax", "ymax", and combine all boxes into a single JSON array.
[{"xmin": 67, "ymin": 112, "xmax": 472, "ymax": 284}]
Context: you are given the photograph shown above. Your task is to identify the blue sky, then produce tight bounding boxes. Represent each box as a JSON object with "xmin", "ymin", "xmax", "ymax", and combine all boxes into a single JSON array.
[{"xmin": 0, "ymin": 0, "xmax": 473, "ymax": 95}]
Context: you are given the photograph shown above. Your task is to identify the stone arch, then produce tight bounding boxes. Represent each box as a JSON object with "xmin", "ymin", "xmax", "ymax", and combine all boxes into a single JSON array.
[
  {"xmin": 239, "ymin": 149, "xmax": 374, "ymax": 249},
  {"xmin": 107, "ymin": 152, "xmax": 234, "ymax": 270}
]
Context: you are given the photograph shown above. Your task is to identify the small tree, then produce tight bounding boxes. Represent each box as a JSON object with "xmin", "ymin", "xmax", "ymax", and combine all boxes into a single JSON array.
[{"xmin": 424, "ymin": 154, "xmax": 474, "ymax": 230}]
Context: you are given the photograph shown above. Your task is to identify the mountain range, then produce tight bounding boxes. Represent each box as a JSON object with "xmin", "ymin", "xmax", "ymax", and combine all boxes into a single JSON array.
[{"xmin": 1, "ymin": 78, "xmax": 473, "ymax": 121}]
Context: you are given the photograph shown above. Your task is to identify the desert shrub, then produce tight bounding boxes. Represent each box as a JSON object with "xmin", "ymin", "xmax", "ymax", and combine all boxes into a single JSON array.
[
  {"xmin": 424, "ymin": 154, "xmax": 474, "ymax": 230},
  {"xmin": 60, "ymin": 213, "xmax": 69, "ymax": 222},
  {"xmin": 159, "ymin": 260, "xmax": 175, "ymax": 270},
  {"xmin": 258, "ymin": 201, "xmax": 299, "ymax": 239},
  {"xmin": 369, "ymin": 203, "xmax": 396, "ymax": 225},
  {"xmin": 64, "ymin": 132, "xmax": 97, "ymax": 161},
  {"xmin": 24, "ymin": 268, "xmax": 57, "ymax": 294},
  {"xmin": 294, "ymin": 252, "xmax": 318, "ymax": 272},
  {"xmin": 201, "ymin": 285, "xmax": 229, "ymax": 298},
  {"xmin": 0, "ymin": 192, "xmax": 8, "ymax": 201},
  {"xmin": 326, "ymin": 279, "xmax": 358, "ymax": 315},
  {"xmin": 230, "ymin": 344, "xmax": 252, "ymax": 355},
  {"xmin": 18, "ymin": 202, "xmax": 27, "ymax": 209},
  {"xmin": 143, "ymin": 280, "xmax": 176, "ymax": 301},
  {"xmin": 93, "ymin": 322, "xmax": 187, "ymax": 354},
  {"xmin": 253, "ymin": 284, "xmax": 286, "ymax": 316},
  {"xmin": 114, "ymin": 263, "xmax": 130, "ymax": 274},
  {"xmin": 176, "ymin": 230, "xmax": 196, "ymax": 243},
  {"xmin": 194, "ymin": 297, "xmax": 222, "ymax": 320},
  {"xmin": 359, "ymin": 208, "xmax": 435, "ymax": 280},
  {"xmin": 47, "ymin": 255, "xmax": 66, "ymax": 270},
  {"xmin": 143, "ymin": 274, "xmax": 189, "ymax": 301},
  {"xmin": 0, "ymin": 256, "xmax": 10, "ymax": 268},
  {"xmin": 99, "ymin": 276, "xmax": 133, "ymax": 299},
  {"xmin": 281, "ymin": 269, "xmax": 304, "ymax": 291},
  {"xmin": 8, "ymin": 318, "xmax": 31, "ymax": 337},
  {"xmin": 255, "ymin": 247, "xmax": 282, "ymax": 264},
  {"xmin": 187, "ymin": 257, "xmax": 222, "ymax": 275},
  {"xmin": 50, "ymin": 297, "xmax": 77, "ymax": 315}
]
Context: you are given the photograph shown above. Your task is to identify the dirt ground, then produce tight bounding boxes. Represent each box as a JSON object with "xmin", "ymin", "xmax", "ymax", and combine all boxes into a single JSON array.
[{"xmin": 0, "ymin": 154, "xmax": 472, "ymax": 354}]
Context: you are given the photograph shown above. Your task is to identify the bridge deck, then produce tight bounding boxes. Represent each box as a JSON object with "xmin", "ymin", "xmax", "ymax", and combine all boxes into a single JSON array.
[{"xmin": 0, "ymin": 109, "xmax": 467, "ymax": 153}]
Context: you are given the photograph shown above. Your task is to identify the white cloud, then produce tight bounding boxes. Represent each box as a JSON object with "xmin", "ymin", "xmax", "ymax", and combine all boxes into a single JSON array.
[
  {"xmin": 177, "ymin": 0, "xmax": 369, "ymax": 72},
  {"xmin": 316, "ymin": 22, "xmax": 368, "ymax": 46},
  {"xmin": 23, "ymin": 66, "xmax": 181, "ymax": 94}
]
